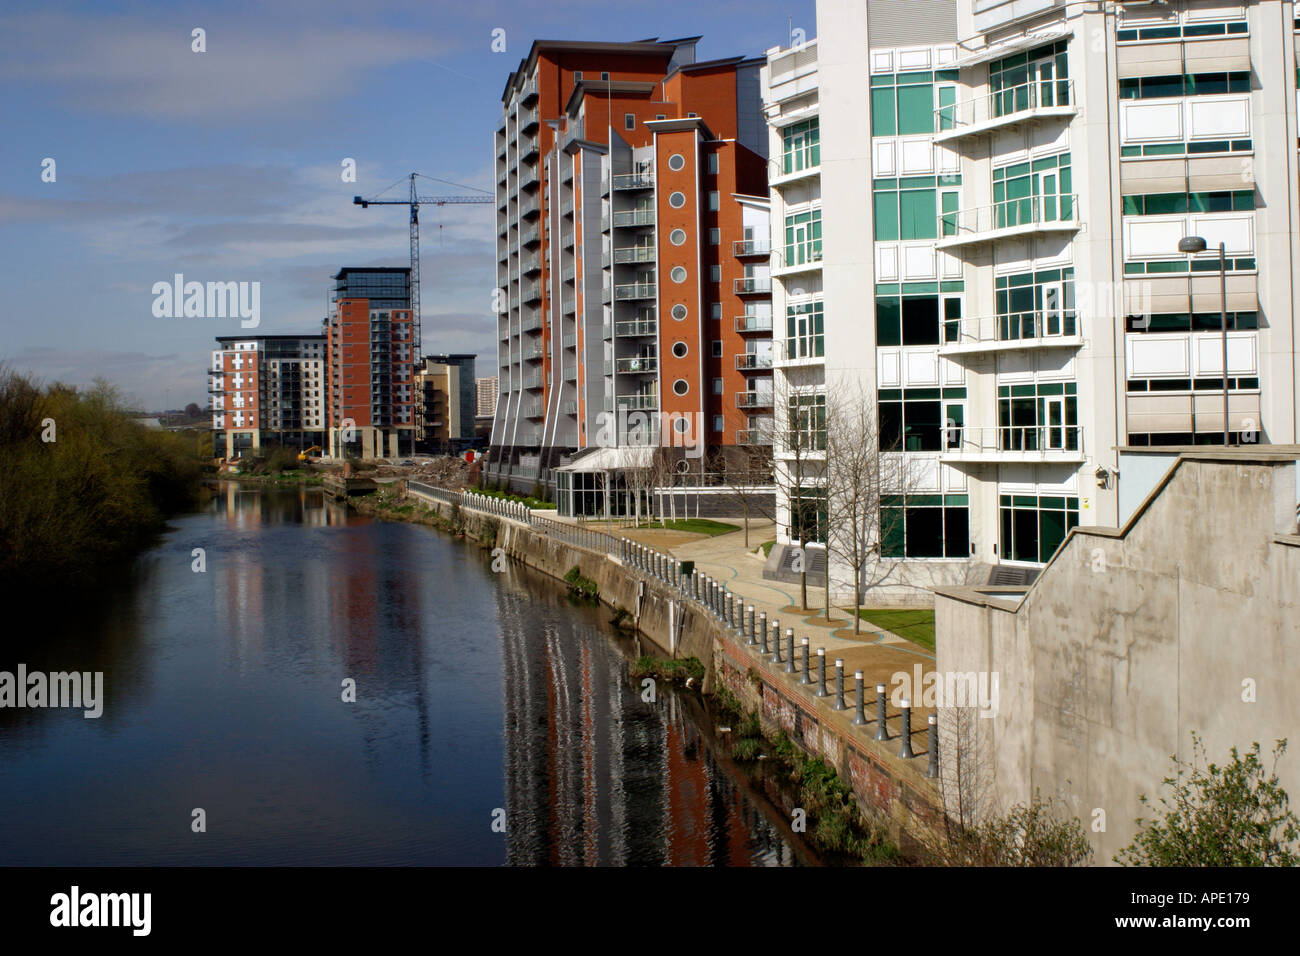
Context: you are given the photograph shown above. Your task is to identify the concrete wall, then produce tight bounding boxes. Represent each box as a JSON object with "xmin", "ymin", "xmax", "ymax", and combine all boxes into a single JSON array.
[{"xmin": 936, "ymin": 453, "xmax": 1300, "ymax": 862}]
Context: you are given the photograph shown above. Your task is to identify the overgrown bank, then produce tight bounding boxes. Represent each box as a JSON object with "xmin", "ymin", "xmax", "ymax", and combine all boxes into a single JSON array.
[{"xmin": 0, "ymin": 369, "xmax": 206, "ymax": 598}]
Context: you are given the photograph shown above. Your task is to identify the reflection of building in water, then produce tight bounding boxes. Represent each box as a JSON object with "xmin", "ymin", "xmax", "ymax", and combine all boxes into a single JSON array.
[{"xmin": 497, "ymin": 586, "xmax": 797, "ymax": 866}]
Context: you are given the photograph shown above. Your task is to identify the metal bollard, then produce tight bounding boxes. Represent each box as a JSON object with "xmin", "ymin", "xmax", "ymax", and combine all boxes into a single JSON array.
[
  {"xmin": 747, "ymin": 607, "xmax": 756, "ymax": 645},
  {"xmin": 874, "ymin": 684, "xmax": 889, "ymax": 741},
  {"xmin": 783, "ymin": 628, "xmax": 795, "ymax": 672},
  {"xmin": 757, "ymin": 611, "xmax": 767, "ymax": 650},
  {"xmin": 816, "ymin": 648, "xmax": 828, "ymax": 697},
  {"xmin": 926, "ymin": 714, "xmax": 938, "ymax": 778},
  {"xmin": 799, "ymin": 638, "xmax": 811, "ymax": 685},
  {"xmin": 898, "ymin": 699, "xmax": 915, "ymax": 759},
  {"xmin": 727, "ymin": 594, "xmax": 735, "ymax": 628},
  {"xmin": 852, "ymin": 671, "xmax": 866, "ymax": 725},
  {"xmin": 833, "ymin": 659, "xmax": 845, "ymax": 710},
  {"xmin": 768, "ymin": 620, "xmax": 779, "ymax": 661}
]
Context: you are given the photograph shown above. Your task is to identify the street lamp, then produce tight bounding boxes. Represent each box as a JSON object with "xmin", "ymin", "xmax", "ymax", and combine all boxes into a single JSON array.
[{"xmin": 1177, "ymin": 235, "xmax": 1229, "ymax": 447}]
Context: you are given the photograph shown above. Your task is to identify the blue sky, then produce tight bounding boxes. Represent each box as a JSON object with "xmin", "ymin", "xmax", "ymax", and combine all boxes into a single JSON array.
[{"xmin": 0, "ymin": 0, "xmax": 815, "ymax": 411}]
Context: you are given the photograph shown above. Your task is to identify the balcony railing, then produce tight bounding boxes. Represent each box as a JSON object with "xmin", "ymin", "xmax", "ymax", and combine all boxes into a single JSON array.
[
  {"xmin": 615, "ymin": 356, "xmax": 657, "ymax": 374},
  {"xmin": 615, "ymin": 318, "xmax": 657, "ymax": 337},
  {"xmin": 612, "ymin": 209, "xmax": 655, "ymax": 227},
  {"xmin": 940, "ymin": 425, "xmax": 1084, "ymax": 461},
  {"xmin": 614, "ymin": 246, "xmax": 656, "ymax": 264},
  {"xmin": 521, "ymin": 316, "xmax": 543, "ymax": 333},
  {"xmin": 936, "ymin": 194, "xmax": 1078, "ymax": 250},
  {"xmin": 615, "ymin": 282, "xmax": 657, "ymax": 300},
  {"xmin": 736, "ymin": 426, "xmax": 773, "ymax": 445},
  {"xmin": 736, "ymin": 391, "xmax": 773, "ymax": 409},
  {"xmin": 934, "ymin": 79, "xmax": 1076, "ymax": 144},
  {"xmin": 735, "ymin": 277, "xmax": 772, "ymax": 294},
  {"xmin": 618, "ymin": 394, "xmax": 658, "ymax": 411},
  {"xmin": 733, "ymin": 239, "xmax": 772, "ymax": 257},
  {"xmin": 735, "ymin": 314, "xmax": 773, "ymax": 333},
  {"xmin": 736, "ymin": 353, "xmax": 774, "ymax": 370},
  {"xmin": 940, "ymin": 312, "xmax": 1083, "ymax": 355},
  {"xmin": 613, "ymin": 171, "xmax": 654, "ymax": 190}
]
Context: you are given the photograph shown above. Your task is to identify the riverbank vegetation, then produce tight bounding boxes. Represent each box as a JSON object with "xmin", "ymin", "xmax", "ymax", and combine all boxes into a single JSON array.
[
  {"xmin": 710, "ymin": 692, "xmax": 900, "ymax": 865},
  {"xmin": 471, "ymin": 485, "xmax": 555, "ymax": 509},
  {"xmin": 562, "ymin": 565, "xmax": 599, "ymax": 602},
  {"xmin": 0, "ymin": 369, "xmax": 205, "ymax": 597},
  {"xmin": 629, "ymin": 655, "xmax": 705, "ymax": 684}
]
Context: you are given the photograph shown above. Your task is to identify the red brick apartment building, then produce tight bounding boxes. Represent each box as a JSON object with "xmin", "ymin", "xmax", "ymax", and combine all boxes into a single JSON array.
[
  {"xmin": 325, "ymin": 267, "xmax": 418, "ymax": 459},
  {"xmin": 486, "ymin": 37, "xmax": 773, "ymax": 510}
]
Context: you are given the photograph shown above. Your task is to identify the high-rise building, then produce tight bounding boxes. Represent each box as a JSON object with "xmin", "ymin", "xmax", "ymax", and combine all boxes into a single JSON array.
[
  {"xmin": 476, "ymin": 376, "xmax": 499, "ymax": 418},
  {"xmin": 485, "ymin": 37, "xmax": 774, "ymax": 509},
  {"xmin": 763, "ymin": 0, "xmax": 1299, "ymax": 599},
  {"xmin": 415, "ymin": 353, "xmax": 477, "ymax": 452},
  {"xmin": 209, "ymin": 334, "xmax": 326, "ymax": 458},
  {"xmin": 325, "ymin": 267, "xmax": 417, "ymax": 459}
]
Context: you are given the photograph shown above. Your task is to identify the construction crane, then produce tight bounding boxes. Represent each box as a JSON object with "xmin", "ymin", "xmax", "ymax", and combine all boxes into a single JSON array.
[{"xmin": 353, "ymin": 172, "xmax": 493, "ymax": 357}]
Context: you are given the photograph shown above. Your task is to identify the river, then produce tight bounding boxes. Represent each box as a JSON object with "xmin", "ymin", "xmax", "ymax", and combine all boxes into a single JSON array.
[{"xmin": 0, "ymin": 482, "xmax": 808, "ymax": 866}]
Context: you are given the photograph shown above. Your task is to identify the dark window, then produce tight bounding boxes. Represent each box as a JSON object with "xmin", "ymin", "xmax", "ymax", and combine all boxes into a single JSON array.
[{"xmin": 624, "ymin": 113, "xmax": 635, "ymax": 130}]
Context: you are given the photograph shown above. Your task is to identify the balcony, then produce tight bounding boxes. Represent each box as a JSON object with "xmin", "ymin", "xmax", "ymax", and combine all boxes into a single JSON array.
[
  {"xmin": 561, "ymin": 400, "xmax": 578, "ymax": 415},
  {"xmin": 733, "ymin": 239, "xmax": 772, "ymax": 258},
  {"xmin": 735, "ymin": 314, "xmax": 773, "ymax": 333},
  {"xmin": 936, "ymin": 194, "xmax": 1079, "ymax": 251},
  {"xmin": 939, "ymin": 425, "xmax": 1085, "ymax": 464},
  {"xmin": 613, "ymin": 171, "xmax": 654, "ymax": 190},
  {"xmin": 772, "ymin": 245, "xmax": 822, "ymax": 277},
  {"xmin": 520, "ymin": 76, "xmax": 537, "ymax": 103},
  {"xmin": 615, "ymin": 282, "xmax": 656, "ymax": 301},
  {"xmin": 736, "ymin": 391, "xmax": 773, "ymax": 409},
  {"xmin": 618, "ymin": 394, "xmax": 658, "ymax": 411},
  {"xmin": 521, "ymin": 108, "xmax": 538, "ymax": 130},
  {"xmin": 561, "ymin": 266, "xmax": 575, "ymax": 283},
  {"xmin": 934, "ymin": 80, "xmax": 1076, "ymax": 146},
  {"xmin": 522, "ymin": 253, "xmax": 541, "ymax": 275},
  {"xmin": 614, "ymin": 246, "xmax": 656, "ymax": 264},
  {"xmin": 615, "ymin": 356, "xmax": 657, "ymax": 374},
  {"xmin": 522, "ymin": 402, "xmax": 544, "ymax": 419},
  {"xmin": 561, "ymin": 199, "xmax": 575, "ymax": 218},
  {"xmin": 615, "ymin": 318, "xmax": 657, "ymax": 337},
  {"xmin": 940, "ymin": 313, "xmax": 1084, "ymax": 357},
  {"xmin": 521, "ymin": 316, "xmax": 543, "ymax": 333},
  {"xmin": 612, "ymin": 209, "xmax": 655, "ymax": 228},
  {"xmin": 523, "ymin": 344, "xmax": 545, "ymax": 362},
  {"xmin": 736, "ymin": 353, "xmax": 774, "ymax": 371},
  {"xmin": 519, "ymin": 197, "xmax": 540, "ymax": 218},
  {"xmin": 522, "ymin": 372, "xmax": 544, "ymax": 390},
  {"xmin": 735, "ymin": 277, "xmax": 772, "ymax": 294},
  {"xmin": 736, "ymin": 426, "xmax": 773, "ymax": 446},
  {"xmin": 521, "ymin": 226, "xmax": 541, "ymax": 246},
  {"xmin": 562, "ymin": 333, "xmax": 577, "ymax": 349}
]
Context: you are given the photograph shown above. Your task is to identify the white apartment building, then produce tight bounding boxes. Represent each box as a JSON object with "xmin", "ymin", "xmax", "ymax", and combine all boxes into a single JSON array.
[{"xmin": 763, "ymin": 0, "xmax": 1300, "ymax": 600}]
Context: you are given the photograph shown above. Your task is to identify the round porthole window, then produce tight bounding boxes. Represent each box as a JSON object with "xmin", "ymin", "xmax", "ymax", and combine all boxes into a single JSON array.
[
  {"xmin": 672, "ymin": 341, "xmax": 688, "ymax": 358},
  {"xmin": 668, "ymin": 154, "xmax": 686, "ymax": 171},
  {"xmin": 669, "ymin": 229, "xmax": 687, "ymax": 246},
  {"xmin": 669, "ymin": 191, "xmax": 686, "ymax": 208},
  {"xmin": 673, "ymin": 417, "xmax": 691, "ymax": 434},
  {"xmin": 670, "ymin": 266, "xmax": 687, "ymax": 284},
  {"xmin": 673, "ymin": 378, "xmax": 689, "ymax": 396},
  {"xmin": 671, "ymin": 304, "xmax": 688, "ymax": 321}
]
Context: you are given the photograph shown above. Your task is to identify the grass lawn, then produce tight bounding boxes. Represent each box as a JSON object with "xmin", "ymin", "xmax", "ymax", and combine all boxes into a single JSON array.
[
  {"xmin": 852, "ymin": 608, "xmax": 936, "ymax": 652},
  {"xmin": 632, "ymin": 518, "xmax": 737, "ymax": 537},
  {"xmin": 758, "ymin": 539, "xmax": 775, "ymax": 557}
]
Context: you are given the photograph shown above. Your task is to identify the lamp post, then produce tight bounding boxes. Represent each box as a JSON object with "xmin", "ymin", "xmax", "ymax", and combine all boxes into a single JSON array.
[{"xmin": 1177, "ymin": 235, "xmax": 1229, "ymax": 446}]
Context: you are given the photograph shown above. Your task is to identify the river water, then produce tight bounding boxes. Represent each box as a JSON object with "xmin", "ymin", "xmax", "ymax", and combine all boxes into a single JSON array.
[{"xmin": 0, "ymin": 483, "xmax": 807, "ymax": 866}]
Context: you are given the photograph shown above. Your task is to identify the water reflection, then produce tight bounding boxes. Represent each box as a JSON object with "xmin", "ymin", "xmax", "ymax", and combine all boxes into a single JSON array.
[{"xmin": 0, "ymin": 484, "xmax": 805, "ymax": 866}]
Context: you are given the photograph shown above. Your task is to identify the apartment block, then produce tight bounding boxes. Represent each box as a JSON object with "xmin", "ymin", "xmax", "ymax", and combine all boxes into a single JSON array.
[
  {"xmin": 209, "ymin": 334, "xmax": 327, "ymax": 459},
  {"xmin": 415, "ymin": 353, "xmax": 477, "ymax": 452},
  {"xmin": 485, "ymin": 37, "xmax": 774, "ymax": 507},
  {"xmin": 762, "ymin": 0, "xmax": 1300, "ymax": 600},
  {"xmin": 325, "ymin": 267, "xmax": 417, "ymax": 460},
  {"xmin": 476, "ymin": 376, "xmax": 499, "ymax": 418}
]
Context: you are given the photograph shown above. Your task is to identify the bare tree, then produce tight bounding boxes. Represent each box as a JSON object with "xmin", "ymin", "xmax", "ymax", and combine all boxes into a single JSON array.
[
  {"xmin": 822, "ymin": 380, "xmax": 922, "ymax": 632},
  {"xmin": 707, "ymin": 444, "xmax": 774, "ymax": 548},
  {"xmin": 768, "ymin": 370, "xmax": 826, "ymax": 612}
]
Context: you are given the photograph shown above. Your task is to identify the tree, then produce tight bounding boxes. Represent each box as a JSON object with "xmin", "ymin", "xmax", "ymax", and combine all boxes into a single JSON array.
[
  {"xmin": 822, "ymin": 381, "xmax": 922, "ymax": 632},
  {"xmin": 1116, "ymin": 735, "xmax": 1299, "ymax": 866},
  {"xmin": 707, "ymin": 444, "xmax": 773, "ymax": 548},
  {"xmin": 769, "ymin": 369, "xmax": 826, "ymax": 612},
  {"xmin": 184, "ymin": 402, "xmax": 201, "ymax": 419},
  {"xmin": 929, "ymin": 794, "xmax": 1093, "ymax": 867}
]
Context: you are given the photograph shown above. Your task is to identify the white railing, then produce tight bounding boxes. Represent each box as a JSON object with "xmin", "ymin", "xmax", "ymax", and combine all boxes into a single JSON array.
[
  {"xmin": 735, "ymin": 315, "xmax": 773, "ymax": 332},
  {"xmin": 614, "ymin": 246, "xmax": 656, "ymax": 264},
  {"xmin": 943, "ymin": 425, "xmax": 1083, "ymax": 456},
  {"xmin": 612, "ymin": 209, "xmax": 655, "ymax": 227},
  {"xmin": 733, "ymin": 239, "xmax": 772, "ymax": 257},
  {"xmin": 944, "ymin": 312, "xmax": 1081, "ymax": 347},
  {"xmin": 736, "ymin": 353, "xmax": 774, "ymax": 370},
  {"xmin": 735, "ymin": 277, "xmax": 772, "ymax": 293},
  {"xmin": 940, "ymin": 194, "xmax": 1078, "ymax": 241},
  {"xmin": 615, "ymin": 318, "xmax": 657, "ymax": 337},
  {"xmin": 936, "ymin": 79, "xmax": 1075, "ymax": 133},
  {"xmin": 615, "ymin": 283, "xmax": 656, "ymax": 300},
  {"xmin": 613, "ymin": 171, "xmax": 654, "ymax": 190},
  {"xmin": 615, "ymin": 356, "xmax": 657, "ymax": 373}
]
